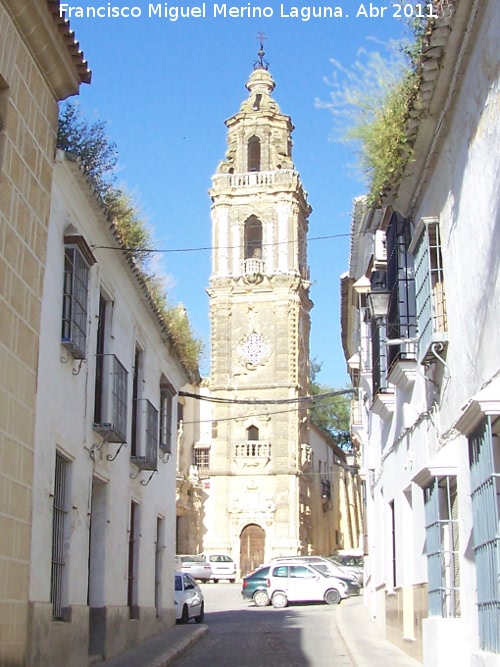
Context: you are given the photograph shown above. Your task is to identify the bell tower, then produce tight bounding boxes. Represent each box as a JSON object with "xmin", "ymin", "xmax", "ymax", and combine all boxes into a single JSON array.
[{"xmin": 205, "ymin": 48, "xmax": 313, "ymax": 574}]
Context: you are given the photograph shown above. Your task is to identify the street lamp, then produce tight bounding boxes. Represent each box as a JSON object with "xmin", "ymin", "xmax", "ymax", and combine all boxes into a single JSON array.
[{"xmin": 366, "ymin": 288, "xmax": 392, "ymax": 320}]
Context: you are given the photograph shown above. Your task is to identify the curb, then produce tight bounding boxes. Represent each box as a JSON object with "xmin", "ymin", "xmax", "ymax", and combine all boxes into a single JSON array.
[{"xmin": 150, "ymin": 626, "xmax": 209, "ymax": 667}]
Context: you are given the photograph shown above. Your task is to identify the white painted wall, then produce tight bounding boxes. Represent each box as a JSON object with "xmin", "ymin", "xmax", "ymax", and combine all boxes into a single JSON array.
[{"xmin": 29, "ymin": 152, "xmax": 188, "ymax": 665}]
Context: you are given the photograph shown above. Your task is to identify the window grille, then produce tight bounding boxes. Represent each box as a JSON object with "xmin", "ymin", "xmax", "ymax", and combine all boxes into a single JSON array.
[
  {"xmin": 371, "ymin": 320, "xmax": 388, "ymax": 395},
  {"xmin": 62, "ymin": 245, "xmax": 89, "ymax": 359},
  {"xmin": 131, "ymin": 349, "xmax": 141, "ymax": 456},
  {"xmin": 144, "ymin": 399, "xmax": 159, "ymax": 469},
  {"xmin": 410, "ymin": 217, "xmax": 447, "ymax": 364},
  {"xmin": 385, "ymin": 214, "xmax": 417, "ymax": 369},
  {"xmin": 127, "ymin": 502, "xmax": 139, "ymax": 618},
  {"xmin": 155, "ymin": 517, "xmax": 164, "ymax": 615},
  {"xmin": 93, "ymin": 295, "xmax": 107, "ymax": 424},
  {"xmin": 93, "ymin": 354, "xmax": 128, "ymax": 443},
  {"xmin": 469, "ymin": 416, "xmax": 500, "ymax": 653},
  {"xmin": 160, "ymin": 384, "xmax": 175, "ymax": 453},
  {"xmin": 194, "ymin": 447, "xmax": 210, "ymax": 469},
  {"xmin": 424, "ymin": 476, "xmax": 460, "ymax": 618},
  {"xmin": 51, "ymin": 453, "xmax": 68, "ymax": 620}
]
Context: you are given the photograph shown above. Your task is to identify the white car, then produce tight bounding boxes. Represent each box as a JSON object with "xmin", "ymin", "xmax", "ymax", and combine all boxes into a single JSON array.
[
  {"xmin": 272, "ymin": 555, "xmax": 361, "ymax": 595},
  {"xmin": 174, "ymin": 573, "xmax": 205, "ymax": 624},
  {"xmin": 266, "ymin": 562, "xmax": 347, "ymax": 608},
  {"xmin": 205, "ymin": 554, "xmax": 237, "ymax": 583}
]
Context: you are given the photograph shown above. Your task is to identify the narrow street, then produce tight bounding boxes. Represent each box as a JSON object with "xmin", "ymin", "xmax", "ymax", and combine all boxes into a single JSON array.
[{"xmin": 170, "ymin": 583, "xmax": 354, "ymax": 667}]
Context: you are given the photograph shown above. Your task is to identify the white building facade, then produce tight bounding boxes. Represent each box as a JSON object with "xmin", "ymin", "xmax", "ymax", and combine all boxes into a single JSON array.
[
  {"xmin": 341, "ymin": 1, "xmax": 500, "ymax": 665},
  {"xmin": 27, "ymin": 151, "xmax": 190, "ymax": 666}
]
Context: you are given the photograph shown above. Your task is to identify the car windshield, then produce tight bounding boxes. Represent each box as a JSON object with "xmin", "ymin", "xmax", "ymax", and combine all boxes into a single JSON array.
[{"xmin": 209, "ymin": 555, "xmax": 233, "ymax": 562}]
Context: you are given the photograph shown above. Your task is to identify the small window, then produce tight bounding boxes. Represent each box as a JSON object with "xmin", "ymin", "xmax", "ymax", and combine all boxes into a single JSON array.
[
  {"xmin": 252, "ymin": 94, "xmax": 262, "ymax": 111},
  {"xmin": 195, "ymin": 447, "xmax": 210, "ymax": 469},
  {"xmin": 247, "ymin": 135, "xmax": 261, "ymax": 172},
  {"xmin": 247, "ymin": 425, "xmax": 259, "ymax": 441},
  {"xmin": 244, "ymin": 216, "xmax": 263, "ymax": 260}
]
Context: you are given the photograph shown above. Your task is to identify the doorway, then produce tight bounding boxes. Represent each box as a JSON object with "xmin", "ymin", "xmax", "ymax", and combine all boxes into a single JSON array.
[{"xmin": 239, "ymin": 524, "xmax": 265, "ymax": 578}]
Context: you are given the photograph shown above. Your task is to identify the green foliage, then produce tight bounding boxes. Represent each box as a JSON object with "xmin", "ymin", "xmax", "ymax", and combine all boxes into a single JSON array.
[
  {"xmin": 346, "ymin": 72, "xmax": 418, "ymax": 204},
  {"xmin": 57, "ymin": 102, "xmax": 118, "ymax": 198},
  {"xmin": 309, "ymin": 360, "xmax": 352, "ymax": 449},
  {"xmin": 163, "ymin": 305, "xmax": 204, "ymax": 378},
  {"xmin": 317, "ymin": 4, "xmax": 434, "ymax": 204},
  {"xmin": 57, "ymin": 103, "xmax": 203, "ymax": 378},
  {"xmin": 103, "ymin": 188, "xmax": 154, "ymax": 266}
]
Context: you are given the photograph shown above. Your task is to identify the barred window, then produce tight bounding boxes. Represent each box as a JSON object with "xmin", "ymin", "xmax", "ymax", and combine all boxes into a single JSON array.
[
  {"xmin": 62, "ymin": 246, "xmax": 89, "ymax": 358},
  {"xmin": 51, "ymin": 453, "xmax": 69, "ymax": 620},
  {"xmin": 410, "ymin": 217, "xmax": 447, "ymax": 364},
  {"xmin": 61, "ymin": 234, "xmax": 95, "ymax": 359},
  {"xmin": 160, "ymin": 381, "xmax": 176, "ymax": 454},
  {"xmin": 469, "ymin": 416, "xmax": 500, "ymax": 653},
  {"xmin": 424, "ymin": 476, "xmax": 460, "ymax": 618},
  {"xmin": 194, "ymin": 447, "xmax": 210, "ymax": 469},
  {"xmin": 385, "ymin": 213, "xmax": 417, "ymax": 369}
]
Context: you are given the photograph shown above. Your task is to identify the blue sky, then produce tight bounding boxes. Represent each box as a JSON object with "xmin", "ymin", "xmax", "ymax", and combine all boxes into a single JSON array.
[{"xmin": 65, "ymin": 2, "xmax": 409, "ymax": 385}]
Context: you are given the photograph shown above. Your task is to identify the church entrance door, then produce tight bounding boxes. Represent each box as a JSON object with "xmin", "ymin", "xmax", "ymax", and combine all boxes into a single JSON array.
[{"xmin": 239, "ymin": 524, "xmax": 265, "ymax": 578}]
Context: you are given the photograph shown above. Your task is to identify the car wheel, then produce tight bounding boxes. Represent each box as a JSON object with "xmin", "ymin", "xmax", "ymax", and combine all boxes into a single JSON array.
[
  {"xmin": 181, "ymin": 604, "xmax": 190, "ymax": 624},
  {"xmin": 195, "ymin": 602, "xmax": 205, "ymax": 624},
  {"xmin": 271, "ymin": 591, "xmax": 288, "ymax": 609},
  {"xmin": 325, "ymin": 588, "xmax": 342, "ymax": 605},
  {"xmin": 229, "ymin": 579, "xmax": 235, "ymax": 584},
  {"xmin": 253, "ymin": 590, "xmax": 270, "ymax": 607}
]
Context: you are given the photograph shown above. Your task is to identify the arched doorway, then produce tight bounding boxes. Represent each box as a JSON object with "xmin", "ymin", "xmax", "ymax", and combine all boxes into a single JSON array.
[{"xmin": 239, "ymin": 524, "xmax": 266, "ymax": 578}]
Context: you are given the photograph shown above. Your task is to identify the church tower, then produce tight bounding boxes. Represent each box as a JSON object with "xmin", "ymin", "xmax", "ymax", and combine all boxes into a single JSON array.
[{"xmin": 205, "ymin": 48, "xmax": 313, "ymax": 576}]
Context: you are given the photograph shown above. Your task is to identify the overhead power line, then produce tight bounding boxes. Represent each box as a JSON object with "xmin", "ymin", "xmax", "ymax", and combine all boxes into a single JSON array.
[
  {"xmin": 178, "ymin": 388, "xmax": 355, "ymax": 405},
  {"xmin": 90, "ymin": 232, "xmax": 351, "ymax": 255}
]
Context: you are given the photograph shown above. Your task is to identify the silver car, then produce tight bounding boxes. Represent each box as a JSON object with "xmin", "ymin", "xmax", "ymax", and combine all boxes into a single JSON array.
[
  {"xmin": 329, "ymin": 554, "xmax": 364, "ymax": 586},
  {"xmin": 176, "ymin": 555, "xmax": 212, "ymax": 583}
]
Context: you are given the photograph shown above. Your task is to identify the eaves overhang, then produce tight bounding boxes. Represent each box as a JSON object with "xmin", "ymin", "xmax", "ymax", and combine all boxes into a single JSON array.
[
  {"xmin": 384, "ymin": 0, "xmax": 483, "ymax": 217},
  {"xmin": 4, "ymin": 0, "xmax": 91, "ymax": 99}
]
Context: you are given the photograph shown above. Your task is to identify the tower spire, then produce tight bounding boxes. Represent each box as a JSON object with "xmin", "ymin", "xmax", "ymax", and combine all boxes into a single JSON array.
[{"xmin": 253, "ymin": 32, "xmax": 269, "ymax": 71}]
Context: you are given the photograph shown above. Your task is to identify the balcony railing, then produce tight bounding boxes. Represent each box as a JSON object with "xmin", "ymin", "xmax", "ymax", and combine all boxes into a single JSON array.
[
  {"xmin": 242, "ymin": 258, "xmax": 265, "ymax": 275},
  {"xmin": 212, "ymin": 169, "xmax": 296, "ymax": 189},
  {"xmin": 234, "ymin": 441, "xmax": 271, "ymax": 458}
]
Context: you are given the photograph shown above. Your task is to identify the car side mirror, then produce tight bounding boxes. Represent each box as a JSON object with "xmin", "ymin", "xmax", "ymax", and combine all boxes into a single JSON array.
[{"xmin": 185, "ymin": 583, "xmax": 195, "ymax": 590}]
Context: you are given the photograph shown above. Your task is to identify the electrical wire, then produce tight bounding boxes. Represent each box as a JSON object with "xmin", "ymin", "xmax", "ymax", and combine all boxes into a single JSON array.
[
  {"xmin": 90, "ymin": 232, "xmax": 351, "ymax": 255},
  {"xmin": 178, "ymin": 388, "xmax": 355, "ymax": 405}
]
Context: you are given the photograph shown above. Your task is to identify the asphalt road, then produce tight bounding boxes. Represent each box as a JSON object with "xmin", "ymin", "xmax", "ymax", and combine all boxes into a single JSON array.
[{"xmin": 170, "ymin": 582, "xmax": 354, "ymax": 667}]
